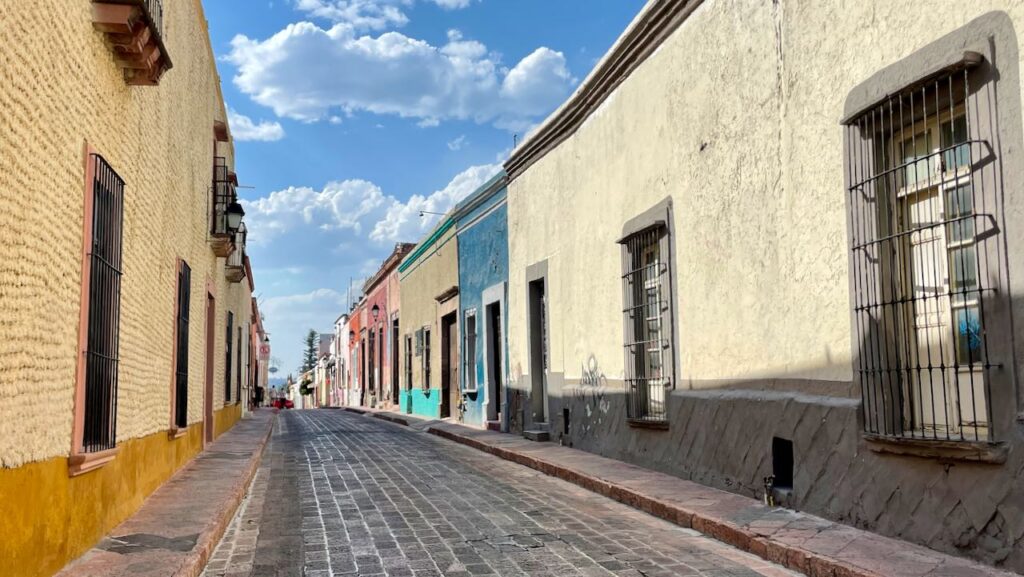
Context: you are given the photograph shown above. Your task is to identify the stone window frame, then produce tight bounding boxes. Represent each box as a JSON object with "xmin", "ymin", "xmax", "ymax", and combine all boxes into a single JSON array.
[
  {"xmin": 463, "ymin": 308, "xmax": 478, "ymax": 393},
  {"xmin": 841, "ymin": 12, "xmax": 1021, "ymax": 462},
  {"xmin": 70, "ymin": 144, "xmax": 125, "ymax": 476},
  {"xmin": 617, "ymin": 196, "xmax": 677, "ymax": 428}
]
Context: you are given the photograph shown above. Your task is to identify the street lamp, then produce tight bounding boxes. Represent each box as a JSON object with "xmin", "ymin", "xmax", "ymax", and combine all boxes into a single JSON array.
[
  {"xmin": 371, "ymin": 304, "xmax": 380, "ymax": 321},
  {"xmin": 226, "ymin": 201, "xmax": 245, "ymax": 232}
]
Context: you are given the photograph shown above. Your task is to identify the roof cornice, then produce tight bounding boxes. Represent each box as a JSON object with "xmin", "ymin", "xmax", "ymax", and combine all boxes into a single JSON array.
[{"xmin": 503, "ymin": 0, "xmax": 704, "ymax": 181}]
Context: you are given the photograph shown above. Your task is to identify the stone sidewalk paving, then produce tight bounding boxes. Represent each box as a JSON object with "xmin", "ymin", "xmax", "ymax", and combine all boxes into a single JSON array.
[
  {"xmin": 347, "ymin": 407, "xmax": 1017, "ymax": 577},
  {"xmin": 56, "ymin": 410, "xmax": 275, "ymax": 577}
]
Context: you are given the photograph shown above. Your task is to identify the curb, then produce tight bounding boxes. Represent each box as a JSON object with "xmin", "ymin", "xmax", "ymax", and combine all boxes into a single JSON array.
[
  {"xmin": 175, "ymin": 415, "xmax": 275, "ymax": 577},
  {"xmin": 425, "ymin": 425, "xmax": 881, "ymax": 577}
]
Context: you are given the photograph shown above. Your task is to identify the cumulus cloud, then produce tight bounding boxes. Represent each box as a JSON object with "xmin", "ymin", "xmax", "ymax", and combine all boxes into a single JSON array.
[
  {"xmin": 241, "ymin": 179, "xmax": 387, "ymax": 244},
  {"xmin": 225, "ymin": 24, "xmax": 574, "ymax": 130},
  {"xmin": 261, "ymin": 288, "xmax": 349, "ymax": 373},
  {"xmin": 294, "ymin": 0, "xmax": 475, "ymax": 29},
  {"xmin": 228, "ymin": 108, "xmax": 286, "ymax": 142},
  {"xmin": 370, "ymin": 163, "xmax": 500, "ymax": 242}
]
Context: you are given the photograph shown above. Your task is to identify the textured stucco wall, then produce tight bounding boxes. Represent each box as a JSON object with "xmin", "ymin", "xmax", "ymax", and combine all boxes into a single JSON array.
[
  {"xmin": 398, "ymin": 224, "xmax": 458, "ymax": 417},
  {"xmin": 506, "ymin": 0, "xmax": 1024, "ymax": 570},
  {"xmin": 456, "ymin": 194, "xmax": 509, "ymax": 427},
  {"xmin": 0, "ymin": 1, "xmax": 251, "ymax": 574}
]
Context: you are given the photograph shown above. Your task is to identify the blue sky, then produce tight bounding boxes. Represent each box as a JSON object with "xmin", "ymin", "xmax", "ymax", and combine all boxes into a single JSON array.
[{"xmin": 204, "ymin": 0, "xmax": 646, "ymax": 375}]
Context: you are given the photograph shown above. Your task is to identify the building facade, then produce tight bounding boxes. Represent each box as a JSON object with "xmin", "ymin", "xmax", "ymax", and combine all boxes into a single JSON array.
[
  {"xmin": 398, "ymin": 220, "xmax": 460, "ymax": 419},
  {"xmin": 361, "ymin": 243, "xmax": 416, "ymax": 409},
  {"xmin": 349, "ymin": 299, "xmax": 365, "ymax": 407},
  {"xmin": 332, "ymin": 313, "xmax": 349, "ymax": 407},
  {"xmin": 0, "ymin": 1, "xmax": 255, "ymax": 576},
  {"xmin": 454, "ymin": 174, "xmax": 510, "ymax": 429},
  {"xmin": 504, "ymin": 1, "xmax": 1024, "ymax": 571}
]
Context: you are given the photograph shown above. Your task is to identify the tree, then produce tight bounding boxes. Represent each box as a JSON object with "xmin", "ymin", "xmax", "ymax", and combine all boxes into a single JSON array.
[{"xmin": 300, "ymin": 329, "xmax": 317, "ymax": 374}]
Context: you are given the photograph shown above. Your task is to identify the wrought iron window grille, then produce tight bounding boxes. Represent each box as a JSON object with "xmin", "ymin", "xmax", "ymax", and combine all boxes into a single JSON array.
[{"xmin": 175, "ymin": 261, "xmax": 191, "ymax": 429}]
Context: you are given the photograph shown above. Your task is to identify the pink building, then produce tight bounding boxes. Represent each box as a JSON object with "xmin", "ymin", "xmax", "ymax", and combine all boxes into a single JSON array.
[{"xmin": 361, "ymin": 243, "xmax": 415, "ymax": 409}]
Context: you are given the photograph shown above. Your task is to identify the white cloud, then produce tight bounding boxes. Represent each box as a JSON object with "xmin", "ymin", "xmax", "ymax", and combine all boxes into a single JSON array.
[
  {"xmin": 228, "ymin": 108, "xmax": 286, "ymax": 141},
  {"xmin": 447, "ymin": 134, "xmax": 467, "ymax": 151},
  {"xmin": 241, "ymin": 179, "xmax": 387, "ymax": 244},
  {"xmin": 226, "ymin": 24, "xmax": 574, "ymax": 130},
  {"xmin": 294, "ymin": 0, "xmax": 475, "ymax": 29},
  {"xmin": 370, "ymin": 163, "xmax": 500, "ymax": 242},
  {"xmin": 262, "ymin": 288, "xmax": 349, "ymax": 373}
]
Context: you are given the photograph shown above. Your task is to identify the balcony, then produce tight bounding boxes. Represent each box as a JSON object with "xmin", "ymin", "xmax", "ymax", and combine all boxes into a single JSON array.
[
  {"xmin": 210, "ymin": 157, "xmax": 238, "ymax": 257},
  {"xmin": 225, "ymin": 223, "xmax": 247, "ymax": 283},
  {"xmin": 91, "ymin": 0, "xmax": 173, "ymax": 86}
]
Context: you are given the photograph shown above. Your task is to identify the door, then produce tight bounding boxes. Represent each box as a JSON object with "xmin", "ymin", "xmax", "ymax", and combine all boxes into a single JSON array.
[
  {"xmin": 204, "ymin": 293, "xmax": 215, "ymax": 445},
  {"xmin": 391, "ymin": 319, "xmax": 400, "ymax": 407},
  {"xmin": 528, "ymin": 279, "xmax": 548, "ymax": 424},
  {"xmin": 486, "ymin": 302, "xmax": 503, "ymax": 423},
  {"xmin": 440, "ymin": 313, "xmax": 457, "ymax": 419}
]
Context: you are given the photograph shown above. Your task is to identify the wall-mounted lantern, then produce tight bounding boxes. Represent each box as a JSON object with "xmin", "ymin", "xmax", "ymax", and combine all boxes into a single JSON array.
[
  {"xmin": 226, "ymin": 201, "xmax": 245, "ymax": 232},
  {"xmin": 371, "ymin": 304, "xmax": 380, "ymax": 321}
]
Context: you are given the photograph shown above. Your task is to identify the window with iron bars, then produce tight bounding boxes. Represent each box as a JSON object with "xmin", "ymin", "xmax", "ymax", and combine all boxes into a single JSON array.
[
  {"xmin": 225, "ymin": 311, "xmax": 234, "ymax": 403},
  {"xmin": 619, "ymin": 226, "xmax": 672, "ymax": 424},
  {"xmin": 175, "ymin": 261, "xmax": 191, "ymax": 429},
  {"xmin": 403, "ymin": 336, "xmax": 411, "ymax": 391},
  {"xmin": 82, "ymin": 154, "xmax": 126, "ymax": 453},
  {"xmin": 845, "ymin": 65, "xmax": 1001, "ymax": 442},
  {"xmin": 236, "ymin": 326, "xmax": 243, "ymax": 404},
  {"xmin": 464, "ymin": 310, "xmax": 477, "ymax": 391},
  {"xmin": 423, "ymin": 327, "xmax": 432, "ymax": 390}
]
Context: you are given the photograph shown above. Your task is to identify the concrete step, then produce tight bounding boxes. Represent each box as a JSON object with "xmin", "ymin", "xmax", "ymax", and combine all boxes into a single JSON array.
[
  {"xmin": 523, "ymin": 429, "xmax": 550, "ymax": 442},
  {"xmin": 485, "ymin": 420, "xmax": 501, "ymax": 431}
]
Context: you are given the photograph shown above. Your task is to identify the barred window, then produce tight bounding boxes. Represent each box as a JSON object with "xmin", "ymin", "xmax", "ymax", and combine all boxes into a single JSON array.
[
  {"xmin": 423, "ymin": 327, "xmax": 431, "ymax": 390},
  {"xmin": 236, "ymin": 326, "xmax": 243, "ymax": 403},
  {"xmin": 82, "ymin": 154, "xmax": 126, "ymax": 453},
  {"xmin": 174, "ymin": 261, "xmax": 191, "ymax": 429},
  {"xmin": 464, "ymin": 310, "xmax": 477, "ymax": 391},
  {"xmin": 225, "ymin": 311, "xmax": 234, "ymax": 403},
  {"xmin": 405, "ymin": 335, "xmax": 413, "ymax": 390},
  {"xmin": 619, "ymin": 224, "xmax": 672, "ymax": 424},
  {"xmin": 846, "ymin": 63, "xmax": 1000, "ymax": 442}
]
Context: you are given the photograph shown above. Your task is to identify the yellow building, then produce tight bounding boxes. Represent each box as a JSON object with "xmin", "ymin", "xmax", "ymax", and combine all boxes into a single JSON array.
[
  {"xmin": 398, "ymin": 219, "xmax": 461, "ymax": 419},
  {"xmin": 506, "ymin": 1, "xmax": 1024, "ymax": 572},
  {"xmin": 0, "ymin": 1, "xmax": 256, "ymax": 576}
]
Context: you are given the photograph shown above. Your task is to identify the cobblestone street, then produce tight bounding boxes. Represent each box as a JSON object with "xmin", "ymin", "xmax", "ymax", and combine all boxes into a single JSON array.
[{"xmin": 203, "ymin": 410, "xmax": 796, "ymax": 577}]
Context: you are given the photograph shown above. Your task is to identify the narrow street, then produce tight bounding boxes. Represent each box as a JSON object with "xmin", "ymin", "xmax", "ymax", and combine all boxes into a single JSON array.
[{"xmin": 203, "ymin": 410, "xmax": 795, "ymax": 577}]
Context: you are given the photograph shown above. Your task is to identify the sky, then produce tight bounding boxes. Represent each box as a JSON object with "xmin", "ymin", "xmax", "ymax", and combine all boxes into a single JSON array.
[{"xmin": 204, "ymin": 0, "xmax": 647, "ymax": 376}]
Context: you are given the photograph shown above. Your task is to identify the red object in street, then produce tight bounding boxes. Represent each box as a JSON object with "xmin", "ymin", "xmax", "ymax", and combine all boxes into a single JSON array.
[{"xmin": 284, "ymin": 399, "xmax": 294, "ymax": 409}]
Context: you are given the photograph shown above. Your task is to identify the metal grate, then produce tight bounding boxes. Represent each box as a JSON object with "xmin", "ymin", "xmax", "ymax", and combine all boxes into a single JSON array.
[
  {"xmin": 621, "ymin": 227, "xmax": 669, "ymax": 423},
  {"xmin": 464, "ymin": 312, "xmax": 477, "ymax": 390},
  {"xmin": 83, "ymin": 155, "xmax": 125, "ymax": 453},
  {"xmin": 175, "ymin": 262, "xmax": 191, "ymax": 429},
  {"xmin": 846, "ymin": 68, "xmax": 997, "ymax": 442},
  {"xmin": 211, "ymin": 157, "xmax": 236, "ymax": 236},
  {"xmin": 144, "ymin": 0, "xmax": 163, "ymax": 38},
  {"xmin": 225, "ymin": 311, "xmax": 234, "ymax": 403},
  {"xmin": 405, "ymin": 335, "xmax": 413, "ymax": 390},
  {"xmin": 423, "ymin": 328, "xmax": 431, "ymax": 390},
  {"xmin": 236, "ymin": 326, "xmax": 243, "ymax": 404}
]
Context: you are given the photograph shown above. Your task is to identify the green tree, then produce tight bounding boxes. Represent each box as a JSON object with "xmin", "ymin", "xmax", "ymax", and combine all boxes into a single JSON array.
[{"xmin": 300, "ymin": 329, "xmax": 317, "ymax": 374}]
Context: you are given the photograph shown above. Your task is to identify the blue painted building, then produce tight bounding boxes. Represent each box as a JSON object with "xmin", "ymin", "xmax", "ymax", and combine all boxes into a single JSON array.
[{"xmin": 453, "ymin": 172, "xmax": 510, "ymax": 430}]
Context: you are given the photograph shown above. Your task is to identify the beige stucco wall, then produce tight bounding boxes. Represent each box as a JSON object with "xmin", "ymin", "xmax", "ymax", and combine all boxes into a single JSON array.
[
  {"xmin": 398, "ymin": 224, "xmax": 459, "ymax": 393},
  {"xmin": 507, "ymin": 0, "xmax": 1024, "ymax": 392},
  {"xmin": 0, "ymin": 0, "xmax": 252, "ymax": 468}
]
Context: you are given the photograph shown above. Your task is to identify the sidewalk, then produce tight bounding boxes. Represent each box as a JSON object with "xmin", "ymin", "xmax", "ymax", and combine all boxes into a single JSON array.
[
  {"xmin": 351, "ymin": 406, "xmax": 1016, "ymax": 577},
  {"xmin": 56, "ymin": 410, "xmax": 276, "ymax": 577}
]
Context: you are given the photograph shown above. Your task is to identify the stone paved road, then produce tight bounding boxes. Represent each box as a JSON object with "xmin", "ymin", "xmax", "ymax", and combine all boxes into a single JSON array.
[{"xmin": 203, "ymin": 410, "xmax": 799, "ymax": 577}]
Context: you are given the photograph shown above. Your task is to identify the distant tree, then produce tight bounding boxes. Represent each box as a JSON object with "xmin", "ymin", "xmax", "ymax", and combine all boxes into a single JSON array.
[{"xmin": 301, "ymin": 329, "xmax": 317, "ymax": 374}]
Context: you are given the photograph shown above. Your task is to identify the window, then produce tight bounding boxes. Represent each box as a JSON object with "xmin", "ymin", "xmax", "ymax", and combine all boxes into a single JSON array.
[
  {"xmin": 423, "ymin": 327, "xmax": 432, "ymax": 390},
  {"xmin": 225, "ymin": 311, "xmax": 234, "ymax": 403},
  {"xmin": 405, "ymin": 335, "xmax": 413, "ymax": 390},
  {"xmin": 846, "ymin": 66, "xmax": 998, "ymax": 442},
  {"xmin": 464, "ymin": 310, "xmax": 477, "ymax": 391},
  {"xmin": 368, "ymin": 328, "xmax": 376, "ymax": 394},
  {"xmin": 620, "ymin": 223, "xmax": 672, "ymax": 424},
  {"xmin": 174, "ymin": 261, "xmax": 191, "ymax": 429},
  {"xmin": 79, "ymin": 154, "xmax": 126, "ymax": 453},
  {"xmin": 236, "ymin": 326, "xmax": 243, "ymax": 404}
]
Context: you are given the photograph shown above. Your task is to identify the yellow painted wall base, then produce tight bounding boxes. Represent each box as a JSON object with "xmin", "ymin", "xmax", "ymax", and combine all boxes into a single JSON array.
[
  {"xmin": 214, "ymin": 403, "xmax": 242, "ymax": 439},
  {"xmin": 0, "ymin": 417, "xmax": 232, "ymax": 577}
]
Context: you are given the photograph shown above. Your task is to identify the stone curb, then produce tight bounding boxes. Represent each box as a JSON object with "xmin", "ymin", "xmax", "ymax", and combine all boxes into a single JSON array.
[
  {"xmin": 423, "ymin": 425, "xmax": 881, "ymax": 577},
  {"xmin": 175, "ymin": 416, "xmax": 275, "ymax": 577}
]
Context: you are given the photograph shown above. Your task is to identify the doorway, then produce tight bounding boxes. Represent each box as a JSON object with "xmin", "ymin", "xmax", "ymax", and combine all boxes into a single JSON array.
[
  {"xmin": 204, "ymin": 292, "xmax": 215, "ymax": 445},
  {"xmin": 391, "ymin": 319, "xmax": 400, "ymax": 407},
  {"xmin": 486, "ymin": 302, "xmax": 503, "ymax": 423},
  {"xmin": 528, "ymin": 279, "xmax": 548, "ymax": 424},
  {"xmin": 440, "ymin": 312, "xmax": 457, "ymax": 419}
]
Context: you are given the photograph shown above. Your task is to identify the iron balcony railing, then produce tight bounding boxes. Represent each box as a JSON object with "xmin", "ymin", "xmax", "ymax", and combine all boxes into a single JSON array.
[
  {"xmin": 226, "ymin": 223, "xmax": 247, "ymax": 270},
  {"xmin": 212, "ymin": 156, "xmax": 237, "ymax": 237}
]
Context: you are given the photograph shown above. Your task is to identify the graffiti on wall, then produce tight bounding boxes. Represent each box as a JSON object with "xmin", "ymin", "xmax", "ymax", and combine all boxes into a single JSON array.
[{"xmin": 572, "ymin": 355, "xmax": 611, "ymax": 437}]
